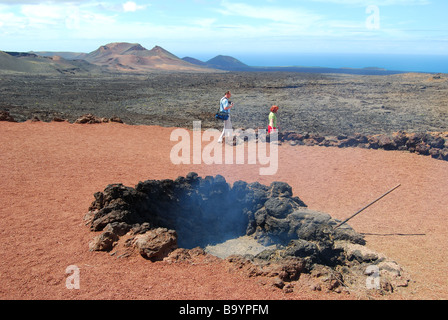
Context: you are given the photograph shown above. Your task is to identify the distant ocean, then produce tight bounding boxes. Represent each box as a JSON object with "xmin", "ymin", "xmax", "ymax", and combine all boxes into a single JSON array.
[{"xmin": 236, "ymin": 53, "xmax": 448, "ymax": 74}]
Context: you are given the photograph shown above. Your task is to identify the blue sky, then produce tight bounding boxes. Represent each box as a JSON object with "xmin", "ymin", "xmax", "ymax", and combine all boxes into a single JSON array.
[{"xmin": 0, "ymin": 0, "xmax": 446, "ymax": 62}]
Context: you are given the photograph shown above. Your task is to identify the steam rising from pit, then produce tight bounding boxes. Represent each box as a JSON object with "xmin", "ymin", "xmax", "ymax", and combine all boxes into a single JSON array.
[
  {"xmin": 85, "ymin": 172, "xmax": 364, "ymax": 253},
  {"xmin": 85, "ymin": 173, "xmax": 410, "ymax": 294}
]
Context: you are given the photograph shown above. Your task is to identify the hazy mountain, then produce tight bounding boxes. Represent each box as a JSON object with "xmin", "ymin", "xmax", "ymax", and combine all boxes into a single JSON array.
[
  {"xmin": 182, "ymin": 57, "xmax": 208, "ymax": 67},
  {"xmin": 206, "ymin": 55, "xmax": 251, "ymax": 71},
  {"xmin": 31, "ymin": 51, "xmax": 88, "ymax": 60},
  {"xmin": 84, "ymin": 42, "xmax": 140, "ymax": 64},
  {"xmin": 183, "ymin": 55, "xmax": 251, "ymax": 71},
  {"xmin": 2, "ymin": 42, "xmax": 408, "ymax": 75},
  {"xmin": 0, "ymin": 51, "xmax": 101, "ymax": 74},
  {"xmin": 84, "ymin": 42, "xmax": 217, "ymax": 72}
]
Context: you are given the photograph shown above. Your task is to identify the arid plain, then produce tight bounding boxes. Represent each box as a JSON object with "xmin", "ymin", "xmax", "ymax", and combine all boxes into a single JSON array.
[{"xmin": 0, "ymin": 71, "xmax": 447, "ymax": 300}]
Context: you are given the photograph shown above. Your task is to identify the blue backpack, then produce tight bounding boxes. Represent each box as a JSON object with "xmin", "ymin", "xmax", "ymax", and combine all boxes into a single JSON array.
[{"xmin": 215, "ymin": 97, "xmax": 230, "ymax": 120}]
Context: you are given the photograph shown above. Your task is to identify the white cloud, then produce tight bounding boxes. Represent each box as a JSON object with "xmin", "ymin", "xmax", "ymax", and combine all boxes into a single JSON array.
[
  {"xmin": 21, "ymin": 3, "xmax": 66, "ymax": 20},
  {"xmin": 122, "ymin": 1, "xmax": 146, "ymax": 13},
  {"xmin": 215, "ymin": 0, "xmax": 371, "ymax": 40},
  {"xmin": 0, "ymin": 10, "xmax": 26, "ymax": 28},
  {"xmin": 219, "ymin": 0, "xmax": 323, "ymax": 25},
  {"xmin": 0, "ymin": 0, "xmax": 442, "ymax": 55},
  {"xmin": 0, "ymin": 0, "xmax": 87, "ymax": 4},
  {"xmin": 0, "ymin": 1, "xmax": 118, "ymax": 38},
  {"xmin": 122, "ymin": 1, "xmax": 136, "ymax": 12},
  {"xmin": 193, "ymin": 18, "xmax": 216, "ymax": 28},
  {"xmin": 310, "ymin": 0, "xmax": 431, "ymax": 6}
]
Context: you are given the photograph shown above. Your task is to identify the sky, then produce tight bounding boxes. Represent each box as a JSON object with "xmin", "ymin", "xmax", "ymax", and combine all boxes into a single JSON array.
[{"xmin": 0, "ymin": 0, "xmax": 447, "ymax": 66}]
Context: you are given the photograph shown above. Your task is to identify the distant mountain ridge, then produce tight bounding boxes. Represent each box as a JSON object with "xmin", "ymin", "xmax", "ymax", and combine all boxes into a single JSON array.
[
  {"xmin": 31, "ymin": 51, "xmax": 88, "ymax": 60},
  {"xmin": 183, "ymin": 55, "xmax": 251, "ymax": 71},
  {"xmin": 82, "ymin": 42, "xmax": 216, "ymax": 72},
  {"xmin": 0, "ymin": 50, "xmax": 101, "ymax": 74},
  {"xmin": 181, "ymin": 55, "xmax": 406, "ymax": 75},
  {"xmin": 0, "ymin": 42, "xmax": 219, "ymax": 74},
  {"xmin": 181, "ymin": 56, "xmax": 208, "ymax": 67}
]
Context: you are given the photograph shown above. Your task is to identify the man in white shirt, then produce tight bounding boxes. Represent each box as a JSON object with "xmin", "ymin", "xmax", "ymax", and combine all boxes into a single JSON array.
[{"xmin": 218, "ymin": 90, "xmax": 234, "ymax": 143}]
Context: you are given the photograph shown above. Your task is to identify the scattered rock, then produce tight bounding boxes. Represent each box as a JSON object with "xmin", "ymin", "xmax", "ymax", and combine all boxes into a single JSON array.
[
  {"xmin": 377, "ymin": 134, "xmax": 397, "ymax": 150},
  {"xmin": 429, "ymin": 136, "xmax": 445, "ymax": 149},
  {"xmin": 415, "ymin": 142, "xmax": 430, "ymax": 155},
  {"xmin": 104, "ymin": 221, "xmax": 132, "ymax": 236},
  {"xmin": 89, "ymin": 231, "xmax": 119, "ymax": 252},
  {"xmin": 275, "ymin": 130, "xmax": 448, "ymax": 162},
  {"xmin": 52, "ymin": 116, "xmax": 67, "ymax": 122},
  {"xmin": 75, "ymin": 113, "xmax": 106, "ymax": 124},
  {"xmin": 205, "ymin": 127, "xmax": 448, "ymax": 163},
  {"xmin": 74, "ymin": 113, "xmax": 124, "ymax": 124},
  {"xmin": 378, "ymin": 261, "xmax": 401, "ymax": 277},
  {"xmin": 109, "ymin": 116, "xmax": 124, "ymax": 123},
  {"xmin": 338, "ymin": 137, "xmax": 359, "ymax": 148},
  {"xmin": 133, "ymin": 228, "xmax": 178, "ymax": 261},
  {"xmin": 271, "ymin": 277, "xmax": 285, "ymax": 289},
  {"xmin": 164, "ymin": 247, "xmax": 211, "ymax": 264},
  {"xmin": 0, "ymin": 110, "xmax": 16, "ymax": 122},
  {"xmin": 335, "ymin": 241, "xmax": 382, "ymax": 263}
]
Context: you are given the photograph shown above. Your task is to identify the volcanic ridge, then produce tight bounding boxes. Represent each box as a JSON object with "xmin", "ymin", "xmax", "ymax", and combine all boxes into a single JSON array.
[{"xmin": 2, "ymin": 41, "xmax": 411, "ymax": 75}]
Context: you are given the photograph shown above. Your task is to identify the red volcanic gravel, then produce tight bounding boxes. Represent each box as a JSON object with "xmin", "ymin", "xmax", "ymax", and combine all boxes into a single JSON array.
[{"xmin": 0, "ymin": 121, "xmax": 447, "ymax": 300}]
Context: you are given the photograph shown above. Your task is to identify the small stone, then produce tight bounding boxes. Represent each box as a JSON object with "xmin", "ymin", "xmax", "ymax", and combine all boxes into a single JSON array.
[
  {"xmin": 271, "ymin": 277, "xmax": 285, "ymax": 289},
  {"xmin": 133, "ymin": 228, "xmax": 177, "ymax": 261}
]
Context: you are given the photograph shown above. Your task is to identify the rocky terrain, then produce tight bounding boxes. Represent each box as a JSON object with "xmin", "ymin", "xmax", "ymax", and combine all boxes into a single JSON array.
[
  {"xmin": 1, "ymin": 71, "xmax": 447, "ymax": 133},
  {"xmin": 1, "ymin": 71, "xmax": 447, "ymax": 161}
]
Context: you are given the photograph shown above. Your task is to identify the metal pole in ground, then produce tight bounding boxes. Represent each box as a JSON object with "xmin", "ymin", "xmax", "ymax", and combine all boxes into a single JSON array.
[{"xmin": 333, "ymin": 184, "xmax": 401, "ymax": 229}]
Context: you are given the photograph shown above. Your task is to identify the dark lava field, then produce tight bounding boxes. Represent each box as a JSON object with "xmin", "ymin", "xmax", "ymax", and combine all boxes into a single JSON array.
[{"xmin": 1, "ymin": 71, "xmax": 447, "ymax": 136}]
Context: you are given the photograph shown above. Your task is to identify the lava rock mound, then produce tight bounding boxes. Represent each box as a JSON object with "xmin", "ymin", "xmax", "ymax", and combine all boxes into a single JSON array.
[
  {"xmin": 85, "ymin": 173, "xmax": 410, "ymax": 294},
  {"xmin": 85, "ymin": 172, "xmax": 364, "ymax": 254}
]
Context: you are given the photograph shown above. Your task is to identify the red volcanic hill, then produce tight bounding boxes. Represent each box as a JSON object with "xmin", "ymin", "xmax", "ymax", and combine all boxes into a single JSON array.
[{"xmin": 84, "ymin": 42, "xmax": 217, "ymax": 73}]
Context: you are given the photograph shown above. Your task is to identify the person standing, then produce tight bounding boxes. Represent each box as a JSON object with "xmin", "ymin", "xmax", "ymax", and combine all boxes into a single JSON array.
[
  {"xmin": 218, "ymin": 91, "xmax": 234, "ymax": 143},
  {"xmin": 268, "ymin": 105, "xmax": 279, "ymax": 134}
]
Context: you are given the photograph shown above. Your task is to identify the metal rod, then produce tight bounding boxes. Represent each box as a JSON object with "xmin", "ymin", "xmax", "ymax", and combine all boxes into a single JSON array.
[{"xmin": 334, "ymin": 184, "xmax": 401, "ymax": 229}]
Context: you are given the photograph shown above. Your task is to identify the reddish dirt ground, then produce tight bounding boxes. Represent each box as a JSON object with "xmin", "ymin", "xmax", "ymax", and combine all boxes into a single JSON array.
[{"xmin": 0, "ymin": 121, "xmax": 447, "ymax": 300}]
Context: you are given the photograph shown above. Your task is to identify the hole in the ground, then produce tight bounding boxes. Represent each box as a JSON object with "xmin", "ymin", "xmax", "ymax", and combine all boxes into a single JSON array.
[
  {"xmin": 85, "ymin": 173, "xmax": 410, "ymax": 295},
  {"xmin": 86, "ymin": 172, "xmax": 364, "ymax": 253}
]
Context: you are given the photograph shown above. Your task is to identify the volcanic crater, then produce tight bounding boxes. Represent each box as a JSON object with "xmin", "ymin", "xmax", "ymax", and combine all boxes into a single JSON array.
[{"xmin": 85, "ymin": 172, "xmax": 410, "ymax": 294}]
